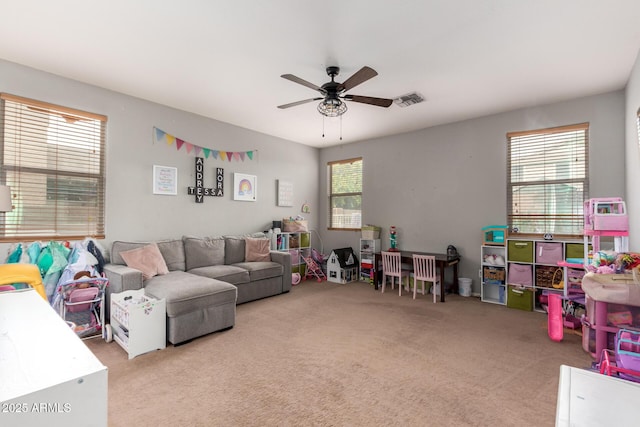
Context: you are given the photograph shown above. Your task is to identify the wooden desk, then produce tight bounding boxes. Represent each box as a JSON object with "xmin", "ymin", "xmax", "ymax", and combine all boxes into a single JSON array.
[{"xmin": 374, "ymin": 251, "xmax": 460, "ymax": 302}]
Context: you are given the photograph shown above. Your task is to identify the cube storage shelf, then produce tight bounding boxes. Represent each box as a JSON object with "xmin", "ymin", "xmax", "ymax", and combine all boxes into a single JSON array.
[
  {"xmin": 110, "ymin": 289, "xmax": 166, "ymax": 359},
  {"xmin": 490, "ymin": 238, "xmax": 589, "ymax": 312},
  {"xmin": 359, "ymin": 238, "xmax": 380, "ymax": 285},
  {"xmin": 272, "ymin": 231, "xmax": 311, "ymax": 276},
  {"xmin": 481, "ymin": 244, "xmax": 507, "ymax": 305}
]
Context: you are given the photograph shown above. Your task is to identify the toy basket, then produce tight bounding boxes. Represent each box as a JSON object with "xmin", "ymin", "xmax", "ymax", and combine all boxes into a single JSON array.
[{"xmin": 551, "ymin": 268, "xmax": 564, "ymax": 289}]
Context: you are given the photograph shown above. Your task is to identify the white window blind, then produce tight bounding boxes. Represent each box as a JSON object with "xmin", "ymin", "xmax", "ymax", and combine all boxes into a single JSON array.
[
  {"xmin": 507, "ymin": 123, "xmax": 589, "ymax": 237},
  {"xmin": 0, "ymin": 93, "xmax": 106, "ymax": 242},
  {"xmin": 328, "ymin": 157, "xmax": 362, "ymax": 229}
]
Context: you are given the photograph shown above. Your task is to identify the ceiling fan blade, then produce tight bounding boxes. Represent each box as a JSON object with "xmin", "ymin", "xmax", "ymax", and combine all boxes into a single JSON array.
[
  {"xmin": 281, "ymin": 74, "xmax": 326, "ymax": 94},
  {"xmin": 344, "ymin": 95, "xmax": 393, "ymax": 108},
  {"xmin": 338, "ymin": 66, "xmax": 378, "ymax": 92},
  {"xmin": 277, "ymin": 98, "xmax": 323, "ymax": 109}
]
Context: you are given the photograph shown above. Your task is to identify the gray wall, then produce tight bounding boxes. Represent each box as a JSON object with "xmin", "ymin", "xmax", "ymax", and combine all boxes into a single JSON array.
[
  {"xmin": 625, "ymin": 50, "xmax": 640, "ymax": 251},
  {"xmin": 0, "ymin": 58, "xmax": 634, "ymax": 295},
  {"xmin": 319, "ymin": 91, "xmax": 626, "ymax": 294},
  {"xmin": 0, "ymin": 59, "xmax": 320, "ymax": 256}
]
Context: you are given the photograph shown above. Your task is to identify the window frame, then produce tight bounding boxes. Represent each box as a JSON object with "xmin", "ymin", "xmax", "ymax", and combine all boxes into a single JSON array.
[
  {"xmin": 506, "ymin": 123, "xmax": 589, "ymax": 238},
  {"xmin": 0, "ymin": 93, "xmax": 107, "ymax": 242},
  {"xmin": 327, "ymin": 157, "xmax": 362, "ymax": 231}
]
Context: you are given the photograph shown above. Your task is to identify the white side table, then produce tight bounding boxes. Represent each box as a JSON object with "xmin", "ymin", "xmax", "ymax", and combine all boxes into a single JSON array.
[{"xmin": 110, "ymin": 289, "xmax": 166, "ymax": 359}]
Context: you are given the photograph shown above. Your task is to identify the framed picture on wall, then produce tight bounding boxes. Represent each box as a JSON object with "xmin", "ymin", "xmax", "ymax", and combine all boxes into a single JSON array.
[
  {"xmin": 153, "ymin": 165, "xmax": 178, "ymax": 195},
  {"xmin": 277, "ymin": 179, "xmax": 293, "ymax": 206},
  {"xmin": 233, "ymin": 173, "xmax": 257, "ymax": 201}
]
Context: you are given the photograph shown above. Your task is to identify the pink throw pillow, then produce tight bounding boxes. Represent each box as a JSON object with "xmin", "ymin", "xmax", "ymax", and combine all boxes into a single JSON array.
[
  {"xmin": 120, "ymin": 243, "xmax": 169, "ymax": 280},
  {"xmin": 245, "ymin": 238, "xmax": 271, "ymax": 262}
]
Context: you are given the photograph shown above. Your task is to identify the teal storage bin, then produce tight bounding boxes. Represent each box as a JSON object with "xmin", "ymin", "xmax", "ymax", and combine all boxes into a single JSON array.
[{"xmin": 482, "ymin": 225, "xmax": 508, "ymax": 245}]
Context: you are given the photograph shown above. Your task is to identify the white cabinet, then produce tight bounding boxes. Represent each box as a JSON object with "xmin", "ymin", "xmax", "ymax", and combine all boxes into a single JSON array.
[
  {"xmin": 480, "ymin": 245, "xmax": 507, "ymax": 305},
  {"xmin": 359, "ymin": 239, "xmax": 380, "ymax": 285},
  {"xmin": 110, "ymin": 289, "xmax": 166, "ymax": 359},
  {"xmin": 271, "ymin": 231, "xmax": 311, "ymax": 275},
  {"xmin": 0, "ymin": 289, "xmax": 107, "ymax": 427}
]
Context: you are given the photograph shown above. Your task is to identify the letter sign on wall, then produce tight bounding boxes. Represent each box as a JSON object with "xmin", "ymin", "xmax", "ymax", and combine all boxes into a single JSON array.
[{"xmin": 187, "ymin": 157, "xmax": 223, "ymax": 203}]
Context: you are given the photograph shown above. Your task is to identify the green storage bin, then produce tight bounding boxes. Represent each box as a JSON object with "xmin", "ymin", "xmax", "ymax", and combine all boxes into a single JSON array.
[
  {"xmin": 507, "ymin": 240, "xmax": 534, "ymax": 263},
  {"xmin": 566, "ymin": 243, "xmax": 590, "ymax": 260},
  {"xmin": 507, "ymin": 285, "xmax": 533, "ymax": 311},
  {"xmin": 300, "ymin": 232, "xmax": 311, "ymax": 248}
]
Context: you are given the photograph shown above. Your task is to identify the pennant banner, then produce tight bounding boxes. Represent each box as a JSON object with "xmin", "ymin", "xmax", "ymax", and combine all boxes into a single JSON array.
[{"xmin": 153, "ymin": 127, "xmax": 256, "ymax": 162}]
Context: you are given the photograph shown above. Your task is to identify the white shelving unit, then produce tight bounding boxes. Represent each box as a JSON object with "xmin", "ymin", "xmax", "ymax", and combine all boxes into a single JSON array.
[
  {"xmin": 110, "ymin": 289, "xmax": 166, "ymax": 359},
  {"xmin": 271, "ymin": 230, "xmax": 311, "ymax": 276},
  {"xmin": 359, "ymin": 238, "xmax": 380, "ymax": 285},
  {"xmin": 481, "ymin": 244, "xmax": 507, "ymax": 305}
]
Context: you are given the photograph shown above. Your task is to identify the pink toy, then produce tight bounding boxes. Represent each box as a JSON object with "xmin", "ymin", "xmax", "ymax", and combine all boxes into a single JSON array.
[
  {"xmin": 548, "ymin": 293, "xmax": 563, "ymax": 342},
  {"xmin": 584, "ymin": 197, "xmax": 629, "ymax": 232}
]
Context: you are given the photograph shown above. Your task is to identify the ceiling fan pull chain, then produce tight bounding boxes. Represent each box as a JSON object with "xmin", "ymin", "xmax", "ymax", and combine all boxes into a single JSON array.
[
  {"xmin": 322, "ymin": 115, "xmax": 325, "ymax": 138},
  {"xmin": 340, "ymin": 115, "xmax": 343, "ymax": 140}
]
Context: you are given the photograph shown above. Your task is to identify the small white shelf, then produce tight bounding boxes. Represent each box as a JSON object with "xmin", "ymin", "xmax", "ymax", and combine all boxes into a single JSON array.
[{"xmin": 110, "ymin": 289, "xmax": 166, "ymax": 359}]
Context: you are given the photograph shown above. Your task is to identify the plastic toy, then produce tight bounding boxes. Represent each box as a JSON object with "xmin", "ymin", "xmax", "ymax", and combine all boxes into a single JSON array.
[
  {"xmin": 548, "ymin": 293, "xmax": 563, "ymax": 342},
  {"xmin": 389, "ymin": 226, "xmax": 398, "ymax": 252}
]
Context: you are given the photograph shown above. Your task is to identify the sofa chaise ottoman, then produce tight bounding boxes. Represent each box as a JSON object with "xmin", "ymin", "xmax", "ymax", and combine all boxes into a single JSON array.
[{"xmin": 104, "ymin": 234, "xmax": 291, "ymax": 344}]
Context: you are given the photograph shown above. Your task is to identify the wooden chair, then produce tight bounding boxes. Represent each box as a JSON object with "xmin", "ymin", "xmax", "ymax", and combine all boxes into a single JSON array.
[
  {"xmin": 381, "ymin": 251, "xmax": 411, "ymax": 296},
  {"xmin": 412, "ymin": 254, "xmax": 439, "ymax": 303}
]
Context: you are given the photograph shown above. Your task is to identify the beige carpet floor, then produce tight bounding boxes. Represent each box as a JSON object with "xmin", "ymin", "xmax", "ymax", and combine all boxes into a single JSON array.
[{"xmin": 86, "ymin": 281, "xmax": 593, "ymax": 427}]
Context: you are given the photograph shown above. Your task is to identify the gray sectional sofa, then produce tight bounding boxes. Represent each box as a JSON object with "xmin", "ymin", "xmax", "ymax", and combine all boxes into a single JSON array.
[{"xmin": 103, "ymin": 234, "xmax": 291, "ymax": 344}]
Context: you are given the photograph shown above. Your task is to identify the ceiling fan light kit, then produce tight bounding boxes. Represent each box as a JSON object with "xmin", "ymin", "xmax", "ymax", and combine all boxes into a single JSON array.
[
  {"xmin": 278, "ymin": 65, "xmax": 393, "ymax": 117},
  {"xmin": 317, "ymin": 98, "xmax": 347, "ymax": 117}
]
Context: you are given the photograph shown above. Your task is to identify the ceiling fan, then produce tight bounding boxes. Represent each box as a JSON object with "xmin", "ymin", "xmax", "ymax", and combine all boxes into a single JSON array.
[{"xmin": 278, "ymin": 66, "xmax": 393, "ymax": 117}]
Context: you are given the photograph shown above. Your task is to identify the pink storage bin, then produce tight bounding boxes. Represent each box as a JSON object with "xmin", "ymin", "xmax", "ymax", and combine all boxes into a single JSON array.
[
  {"xmin": 508, "ymin": 263, "xmax": 532, "ymax": 286},
  {"xmin": 536, "ymin": 242, "xmax": 563, "ymax": 264}
]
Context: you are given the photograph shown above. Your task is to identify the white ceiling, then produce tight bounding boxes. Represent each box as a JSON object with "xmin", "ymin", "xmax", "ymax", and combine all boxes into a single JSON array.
[{"xmin": 1, "ymin": 1, "xmax": 640, "ymax": 148}]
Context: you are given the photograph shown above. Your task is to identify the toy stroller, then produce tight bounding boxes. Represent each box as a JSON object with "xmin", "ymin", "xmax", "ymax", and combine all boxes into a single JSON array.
[
  {"xmin": 301, "ymin": 254, "xmax": 327, "ymax": 282},
  {"xmin": 54, "ymin": 273, "xmax": 109, "ymax": 340}
]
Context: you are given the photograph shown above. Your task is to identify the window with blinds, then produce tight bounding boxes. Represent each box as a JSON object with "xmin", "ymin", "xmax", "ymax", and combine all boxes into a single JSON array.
[
  {"xmin": 0, "ymin": 94, "xmax": 106, "ymax": 242},
  {"xmin": 328, "ymin": 157, "xmax": 362, "ymax": 230},
  {"xmin": 507, "ymin": 123, "xmax": 589, "ymax": 237}
]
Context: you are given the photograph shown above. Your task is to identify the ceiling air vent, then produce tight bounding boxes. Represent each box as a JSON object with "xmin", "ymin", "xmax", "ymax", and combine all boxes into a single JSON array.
[{"xmin": 393, "ymin": 92, "xmax": 425, "ymax": 108}]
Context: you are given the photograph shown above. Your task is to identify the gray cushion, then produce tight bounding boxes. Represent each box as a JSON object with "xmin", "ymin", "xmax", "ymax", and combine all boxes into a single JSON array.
[
  {"xmin": 223, "ymin": 233, "xmax": 266, "ymax": 265},
  {"xmin": 111, "ymin": 241, "xmax": 147, "ymax": 265},
  {"xmin": 156, "ymin": 239, "xmax": 186, "ymax": 271},
  {"xmin": 110, "ymin": 240, "xmax": 185, "ymax": 271},
  {"xmin": 224, "ymin": 237, "xmax": 245, "ymax": 265},
  {"xmin": 144, "ymin": 271, "xmax": 237, "ymax": 317},
  {"xmin": 189, "ymin": 264, "xmax": 250, "ymax": 285},
  {"xmin": 232, "ymin": 261, "xmax": 283, "ymax": 281},
  {"xmin": 183, "ymin": 236, "xmax": 225, "ymax": 270}
]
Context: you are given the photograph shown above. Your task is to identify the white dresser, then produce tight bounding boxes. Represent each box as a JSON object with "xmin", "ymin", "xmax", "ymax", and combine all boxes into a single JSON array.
[{"xmin": 0, "ymin": 289, "xmax": 107, "ymax": 427}]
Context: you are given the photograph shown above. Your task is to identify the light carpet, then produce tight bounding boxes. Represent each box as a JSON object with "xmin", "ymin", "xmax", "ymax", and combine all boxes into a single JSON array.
[{"xmin": 86, "ymin": 281, "xmax": 592, "ymax": 426}]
